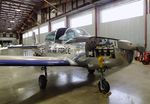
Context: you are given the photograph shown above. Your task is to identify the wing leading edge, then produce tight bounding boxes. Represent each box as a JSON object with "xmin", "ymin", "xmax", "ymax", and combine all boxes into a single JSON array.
[
  {"xmin": 0, "ymin": 56, "xmax": 76, "ymax": 66},
  {"xmin": 0, "ymin": 60, "xmax": 70, "ymax": 66}
]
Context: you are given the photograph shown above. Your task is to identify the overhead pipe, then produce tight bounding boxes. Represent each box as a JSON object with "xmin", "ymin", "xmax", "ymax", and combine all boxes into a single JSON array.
[{"xmin": 43, "ymin": 0, "xmax": 62, "ymax": 13}]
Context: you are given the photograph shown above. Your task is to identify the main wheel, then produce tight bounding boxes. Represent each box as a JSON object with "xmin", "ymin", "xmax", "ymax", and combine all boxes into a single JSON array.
[
  {"xmin": 88, "ymin": 69, "xmax": 95, "ymax": 74},
  {"xmin": 127, "ymin": 50, "xmax": 134, "ymax": 64},
  {"xmin": 98, "ymin": 79, "xmax": 110, "ymax": 94},
  {"xmin": 39, "ymin": 75, "xmax": 47, "ymax": 90}
]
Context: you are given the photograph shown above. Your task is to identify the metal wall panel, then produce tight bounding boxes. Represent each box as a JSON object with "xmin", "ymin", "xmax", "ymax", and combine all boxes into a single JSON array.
[
  {"xmin": 99, "ymin": 16, "xmax": 145, "ymax": 47},
  {"xmin": 69, "ymin": 8, "xmax": 95, "ymax": 36}
]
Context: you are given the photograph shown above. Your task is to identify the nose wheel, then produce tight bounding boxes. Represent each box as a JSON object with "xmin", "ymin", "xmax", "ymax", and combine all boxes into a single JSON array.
[
  {"xmin": 39, "ymin": 66, "xmax": 47, "ymax": 90},
  {"xmin": 98, "ymin": 78, "xmax": 110, "ymax": 94},
  {"xmin": 97, "ymin": 67, "xmax": 110, "ymax": 94},
  {"xmin": 88, "ymin": 69, "xmax": 95, "ymax": 74}
]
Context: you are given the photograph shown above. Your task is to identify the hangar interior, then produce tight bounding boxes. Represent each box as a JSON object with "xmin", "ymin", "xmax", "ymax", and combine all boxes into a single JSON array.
[
  {"xmin": 0, "ymin": 0, "xmax": 150, "ymax": 104},
  {"xmin": 21, "ymin": 0, "xmax": 150, "ymax": 51}
]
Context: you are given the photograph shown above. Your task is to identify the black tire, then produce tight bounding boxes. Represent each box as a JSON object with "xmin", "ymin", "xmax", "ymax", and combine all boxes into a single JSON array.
[
  {"xmin": 142, "ymin": 61, "xmax": 149, "ymax": 65},
  {"xmin": 39, "ymin": 75, "xmax": 47, "ymax": 90},
  {"xmin": 98, "ymin": 79, "xmax": 110, "ymax": 94},
  {"xmin": 127, "ymin": 50, "xmax": 134, "ymax": 64},
  {"xmin": 88, "ymin": 69, "xmax": 95, "ymax": 74}
]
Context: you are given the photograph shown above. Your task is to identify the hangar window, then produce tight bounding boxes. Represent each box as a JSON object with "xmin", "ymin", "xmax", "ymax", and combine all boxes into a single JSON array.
[
  {"xmin": 24, "ymin": 33, "xmax": 29, "ymax": 38},
  {"xmin": 40, "ymin": 25, "xmax": 48, "ymax": 34},
  {"xmin": 23, "ymin": 33, "xmax": 28, "ymax": 38},
  {"xmin": 23, "ymin": 33, "xmax": 26, "ymax": 39},
  {"xmin": 51, "ymin": 21, "xmax": 65, "ymax": 31},
  {"xmin": 100, "ymin": 0, "xmax": 144, "ymax": 23},
  {"xmin": 28, "ymin": 31, "xmax": 32, "ymax": 37},
  {"xmin": 70, "ymin": 13, "xmax": 92, "ymax": 28}
]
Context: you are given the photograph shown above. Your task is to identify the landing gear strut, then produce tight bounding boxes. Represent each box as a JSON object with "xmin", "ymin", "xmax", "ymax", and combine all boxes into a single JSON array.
[
  {"xmin": 88, "ymin": 69, "xmax": 95, "ymax": 74},
  {"xmin": 39, "ymin": 66, "xmax": 47, "ymax": 90},
  {"xmin": 97, "ymin": 67, "xmax": 110, "ymax": 94}
]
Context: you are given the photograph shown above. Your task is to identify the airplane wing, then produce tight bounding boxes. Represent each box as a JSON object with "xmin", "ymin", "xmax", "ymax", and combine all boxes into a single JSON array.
[
  {"xmin": 8, "ymin": 45, "xmax": 37, "ymax": 49},
  {"xmin": 0, "ymin": 56, "xmax": 77, "ymax": 66}
]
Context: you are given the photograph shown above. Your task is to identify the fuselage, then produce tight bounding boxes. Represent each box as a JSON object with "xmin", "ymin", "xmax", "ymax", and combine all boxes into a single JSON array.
[{"xmin": 35, "ymin": 28, "xmax": 135, "ymax": 70}]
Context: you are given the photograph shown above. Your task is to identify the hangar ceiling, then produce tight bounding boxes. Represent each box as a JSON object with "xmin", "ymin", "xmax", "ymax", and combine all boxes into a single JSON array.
[
  {"xmin": 0, "ymin": 0, "xmax": 43, "ymax": 32},
  {"xmin": 0, "ymin": 0, "xmax": 120, "ymax": 34}
]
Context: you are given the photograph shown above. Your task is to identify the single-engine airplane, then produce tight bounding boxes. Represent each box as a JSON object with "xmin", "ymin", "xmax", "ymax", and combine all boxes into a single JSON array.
[{"xmin": 0, "ymin": 28, "xmax": 144, "ymax": 94}]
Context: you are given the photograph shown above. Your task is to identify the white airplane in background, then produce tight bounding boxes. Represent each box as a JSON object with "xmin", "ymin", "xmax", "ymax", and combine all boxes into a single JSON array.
[{"xmin": 0, "ymin": 28, "xmax": 144, "ymax": 94}]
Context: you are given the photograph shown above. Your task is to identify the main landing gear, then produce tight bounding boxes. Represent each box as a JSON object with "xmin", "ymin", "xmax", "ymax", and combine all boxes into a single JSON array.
[
  {"xmin": 38, "ymin": 65, "xmax": 110, "ymax": 94},
  {"xmin": 97, "ymin": 67, "xmax": 110, "ymax": 94},
  {"xmin": 88, "ymin": 69, "xmax": 95, "ymax": 74},
  {"xmin": 39, "ymin": 66, "xmax": 47, "ymax": 90}
]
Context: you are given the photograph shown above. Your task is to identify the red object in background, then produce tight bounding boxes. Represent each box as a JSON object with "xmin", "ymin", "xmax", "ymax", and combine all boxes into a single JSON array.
[
  {"xmin": 142, "ymin": 52, "xmax": 150, "ymax": 65},
  {"xmin": 135, "ymin": 51, "xmax": 150, "ymax": 65}
]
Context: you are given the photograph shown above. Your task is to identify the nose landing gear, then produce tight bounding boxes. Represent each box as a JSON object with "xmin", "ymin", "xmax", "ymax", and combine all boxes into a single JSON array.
[
  {"xmin": 98, "ymin": 78, "xmax": 110, "ymax": 94},
  {"xmin": 97, "ymin": 66, "xmax": 110, "ymax": 95}
]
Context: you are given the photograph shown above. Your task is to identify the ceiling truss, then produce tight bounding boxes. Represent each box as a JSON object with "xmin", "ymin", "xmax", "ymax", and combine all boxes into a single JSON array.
[{"xmin": 0, "ymin": 0, "xmax": 43, "ymax": 32}]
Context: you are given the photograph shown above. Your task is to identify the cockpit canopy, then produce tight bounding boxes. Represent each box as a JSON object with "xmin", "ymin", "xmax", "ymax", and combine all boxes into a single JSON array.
[{"xmin": 45, "ymin": 28, "xmax": 89, "ymax": 43}]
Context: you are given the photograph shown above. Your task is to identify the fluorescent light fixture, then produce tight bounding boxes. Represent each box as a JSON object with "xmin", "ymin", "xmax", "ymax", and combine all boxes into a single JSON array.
[
  {"xmin": 8, "ymin": 28, "xmax": 12, "ymax": 30},
  {"xmin": 15, "ymin": 9, "xmax": 21, "ymax": 12},
  {"xmin": 10, "ymin": 20, "xmax": 15, "ymax": 23}
]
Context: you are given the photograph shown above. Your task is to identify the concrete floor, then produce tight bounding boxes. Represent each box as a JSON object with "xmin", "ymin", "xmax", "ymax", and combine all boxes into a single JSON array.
[{"xmin": 0, "ymin": 49, "xmax": 150, "ymax": 104}]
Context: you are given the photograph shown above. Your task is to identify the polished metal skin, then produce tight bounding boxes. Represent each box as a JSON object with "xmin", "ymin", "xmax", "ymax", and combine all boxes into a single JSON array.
[
  {"xmin": 31, "ymin": 28, "xmax": 142, "ymax": 93},
  {"xmin": 35, "ymin": 28, "xmax": 137, "ymax": 70},
  {"xmin": 0, "ymin": 28, "xmax": 143, "ymax": 95}
]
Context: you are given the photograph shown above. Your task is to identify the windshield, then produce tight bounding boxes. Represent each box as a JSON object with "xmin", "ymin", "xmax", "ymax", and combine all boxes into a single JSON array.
[
  {"xmin": 45, "ymin": 31, "xmax": 56, "ymax": 42},
  {"xmin": 59, "ymin": 28, "xmax": 89, "ymax": 41},
  {"xmin": 73, "ymin": 28, "xmax": 89, "ymax": 36}
]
